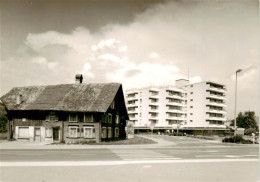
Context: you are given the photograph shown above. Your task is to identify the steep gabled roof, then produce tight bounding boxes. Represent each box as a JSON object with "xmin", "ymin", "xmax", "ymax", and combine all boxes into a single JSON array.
[{"xmin": 1, "ymin": 83, "xmax": 121, "ymax": 112}]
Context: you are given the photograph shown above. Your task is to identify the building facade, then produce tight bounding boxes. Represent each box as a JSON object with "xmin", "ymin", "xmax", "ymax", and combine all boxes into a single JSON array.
[
  {"xmin": 1, "ymin": 76, "xmax": 128, "ymax": 143},
  {"xmin": 126, "ymin": 86, "xmax": 185, "ymax": 131},
  {"xmin": 126, "ymin": 79, "xmax": 227, "ymax": 134}
]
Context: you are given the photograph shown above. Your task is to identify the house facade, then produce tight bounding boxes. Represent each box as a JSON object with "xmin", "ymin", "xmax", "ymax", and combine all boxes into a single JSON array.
[{"xmin": 1, "ymin": 78, "xmax": 128, "ymax": 143}]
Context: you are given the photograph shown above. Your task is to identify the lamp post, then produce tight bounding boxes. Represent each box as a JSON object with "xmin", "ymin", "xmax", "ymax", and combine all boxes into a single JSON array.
[{"xmin": 234, "ymin": 69, "xmax": 242, "ymax": 135}]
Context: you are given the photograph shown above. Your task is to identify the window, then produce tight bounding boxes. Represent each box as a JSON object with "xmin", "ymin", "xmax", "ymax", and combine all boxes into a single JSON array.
[
  {"xmin": 115, "ymin": 128, "xmax": 119, "ymax": 137},
  {"xmin": 101, "ymin": 127, "xmax": 107, "ymax": 138},
  {"xmin": 190, "ymin": 85, "xmax": 193, "ymax": 87},
  {"xmin": 190, "ymin": 113, "xmax": 193, "ymax": 115},
  {"xmin": 49, "ymin": 112, "xmax": 57, "ymax": 121},
  {"xmin": 110, "ymin": 101, "xmax": 115, "ymax": 109},
  {"xmin": 85, "ymin": 114, "xmax": 93, "ymax": 122},
  {"xmin": 139, "ymin": 113, "xmax": 142, "ymax": 117},
  {"xmin": 108, "ymin": 114, "xmax": 112, "ymax": 123},
  {"xmin": 115, "ymin": 115, "xmax": 120, "ymax": 124},
  {"xmin": 108, "ymin": 127, "xmax": 112, "ymax": 138},
  {"xmin": 69, "ymin": 113, "xmax": 77, "ymax": 122},
  {"xmin": 102, "ymin": 115, "xmax": 107, "ymax": 123},
  {"xmin": 190, "ymin": 106, "xmax": 193, "ymax": 108},
  {"xmin": 190, "ymin": 92, "xmax": 193, "ymax": 94},
  {"xmin": 190, "ymin": 120, "xmax": 193, "ymax": 122},
  {"xmin": 69, "ymin": 127, "xmax": 78, "ymax": 138},
  {"xmin": 84, "ymin": 127, "xmax": 96, "ymax": 138},
  {"xmin": 45, "ymin": 128, "xmax": 52, "ymax": 138},
  {"xmin": 190, "ymin": 99, "xmax": 193, "ymax": 101}
]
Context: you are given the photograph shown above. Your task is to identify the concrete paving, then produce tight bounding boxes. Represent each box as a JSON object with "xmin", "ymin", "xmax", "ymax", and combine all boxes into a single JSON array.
[{"xmin": 0, "ymin": 135, "xmax": 258, "ymax": 182}]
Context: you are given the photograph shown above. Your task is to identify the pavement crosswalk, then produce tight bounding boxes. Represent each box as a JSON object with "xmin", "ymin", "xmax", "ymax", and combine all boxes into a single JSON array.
[{"xmin": 111, "ymin": 149, "xmax": 181, "ymax": 161}]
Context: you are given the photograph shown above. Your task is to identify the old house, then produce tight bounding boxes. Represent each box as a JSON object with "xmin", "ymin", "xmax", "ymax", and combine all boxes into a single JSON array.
[{"xmin": 0, "ymin": 75, "xmax": 129, "ymax": 143}]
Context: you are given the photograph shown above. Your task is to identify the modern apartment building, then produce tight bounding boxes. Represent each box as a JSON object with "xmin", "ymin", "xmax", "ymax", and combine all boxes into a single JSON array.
[
  {"xmin": 178, "ymin": 79, "xmax": 227, "ymax": 130},
  {"xmin": 126, "ymin": 79, "xmax": 227, "ymax": 134},
  {"xmin": 126, "ymin": 86, "xmax": 185, "ymax": 131}
]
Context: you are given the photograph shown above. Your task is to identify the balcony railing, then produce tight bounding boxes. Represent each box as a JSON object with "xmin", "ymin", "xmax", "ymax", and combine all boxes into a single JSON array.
[
  {"xmin": 166, "ymin": 95, "xmax": 183, "ymax": 100},
  {"xmin": 166, "ymin": 109, "xmax": 184, "ymax": 114},
  {"xmin": 206, "ymin": 116, "xmax": 226, "ymax": 121},
  {"xmin": 207, "ymin": 85, "xmax": 227, "ymax": 93},
  {"xmin": 206, "ymin": 108, "xmax": 227, "ymax": 115},
  {"xmin": 206, "ymin": 93, "xmax": 226, "ymax": 100},
  {"xmin": 166, "ymin": 101, "xmax": 183, "ymax": 107},
  {"xmin": 166, "ymin": 116, "xmax": 185, "ymax": 121},
  {"xmin": 206, "ymin": 101, "xmax": 226, "ymax": 107},
  {"xmin": 128, "ymin": 110, "xmax": 138, "ymax": 114}
]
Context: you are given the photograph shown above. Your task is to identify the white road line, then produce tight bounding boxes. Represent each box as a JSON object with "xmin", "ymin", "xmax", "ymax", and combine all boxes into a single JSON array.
[
  {"xmin": 118, "ymin": 155, "xmax": 173, "ymax": 157},
  {"xmin": 71, "ymin": 154, "xmax": 96, "ymax": 156},
  {"xmin": 195, "ymin": 155, "xmax": 224, "ymax": 158},
  {"xmin": 0, "ymin": 159, "xmax": 258, "ymax": 167},
  {"xmin": 123, "ymin": 158, "xmax": 181, "ymax": 160},
  {"xmin": 17, "ymin": 154, "xmax": 44, "ymax": 156},
  {"xmin": 243, "ymin": 155, "xmax": 258, "ymax": 157},
  {"xmin": 225, "ymin": 155, "xmax": 243, "ymax": 158}
]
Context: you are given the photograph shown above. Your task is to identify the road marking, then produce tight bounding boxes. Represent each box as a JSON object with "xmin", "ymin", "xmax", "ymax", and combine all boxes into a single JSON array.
[
  {"xmin": 0, "ymin": 159, "xmax": 258, "ymax": 167},
  {"xmin": 195, "ymin": 155, "xmax": 223, "ymax": 158},
  {"xmin": 17, "ymin": 154, "xmax": 44, "ymax": 156},
  {"xmin": 123, "ymin": 158, "xmax": 181, "ymax": 160},
  {"xmin": 71, "ymin": 154, "xmax": 96, "ymax": 156},
  {"xmin": 243, "ymin": 155, "xmax": 258, "ymax": 157},
  {"xmin": 225, "ymin": 155, "xmax": 242, "ymax": 158},
  {"xmin": 118, "ymin": 155, "xmax": 173, "ymax": 157}
]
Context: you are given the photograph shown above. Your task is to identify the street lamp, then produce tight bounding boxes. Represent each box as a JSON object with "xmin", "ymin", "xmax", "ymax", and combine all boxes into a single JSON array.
[{"xmin": 234, "ymin": 69, "xmax": 242, "ymax": 135}]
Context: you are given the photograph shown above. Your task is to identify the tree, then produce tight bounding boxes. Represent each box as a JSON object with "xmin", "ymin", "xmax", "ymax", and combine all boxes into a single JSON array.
[
  {"xmin": 0, "ymin": 115, "xmax": 8, "ymax": 133},
  {"xmin": 0, "ymin": 102, "xmax": 8, "ymax": 133},
  {"xmin": 231, "ymin": 111, "xmax": 258, "ymax": 131}
]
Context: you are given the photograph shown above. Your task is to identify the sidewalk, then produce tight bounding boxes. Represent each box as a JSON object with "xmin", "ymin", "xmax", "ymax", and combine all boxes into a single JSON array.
[{"xmin": 0, "ymin": 135, "xmax": 175, "ymax": 150}]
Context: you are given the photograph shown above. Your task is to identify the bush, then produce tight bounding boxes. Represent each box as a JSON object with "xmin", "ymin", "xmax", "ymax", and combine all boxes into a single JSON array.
[{"xmin": 222, "ymin": 135, "xmax": 253, "ymax": 144}]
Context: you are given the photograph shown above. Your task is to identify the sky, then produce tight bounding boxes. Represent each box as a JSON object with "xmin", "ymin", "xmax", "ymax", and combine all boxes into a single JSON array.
[{"xmin": 0, "ymin": 0, "xmax": 259, "ymax": 119}]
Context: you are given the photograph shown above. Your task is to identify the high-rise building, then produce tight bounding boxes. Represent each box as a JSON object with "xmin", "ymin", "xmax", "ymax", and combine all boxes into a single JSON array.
[
  {"xmin": 180, "ymin": 80, "xmax": 227, "ymax": 129},
  {"xmin": 125, "ymin": 79, "xmax": 227, "ymax": 134}
]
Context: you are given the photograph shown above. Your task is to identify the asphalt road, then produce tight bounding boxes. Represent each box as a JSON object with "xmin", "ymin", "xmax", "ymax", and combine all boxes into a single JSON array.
[{"xmin": 0, "ymin": 135, "xmax": 259, "ymax": 182}]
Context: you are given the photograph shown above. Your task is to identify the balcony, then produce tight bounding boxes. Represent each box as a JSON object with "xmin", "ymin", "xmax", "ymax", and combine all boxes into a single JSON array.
[
  {"xmin": 166, "ymin": 116, "xmax": 185, "ymax": 121},
  {"xmin": 149, "ymin": 94, "xmax": 159, "ymax": 99},
  {"xmin": 166, "ymin": 109, "xmax": 184, "ymax": 114},
  {"xmin": 128, "ymin": 110, "xmax": 138, "ymax": 114},
  {"xmin": 127, "ymin": 102, "xmax": 138, "ymax": 107},
  {"xmin": 166, "ymin": 87, "xmax": 184, "ymax": 93},
  {"xmin": 206, "ymin": 116, "xmax": 226, "ymax": 121},
  {"xmin": 166, "ymin": 95, "xmax": 183, "ymax": 100},
  {"xmin": 149, "ymin": 110, "xmax": 159, "ymax": 114},
  {"xmin": 206, "ymin": 108, "xmax": 227, "ymax": 115},
  {"xmin": 206, "ymin": 100, "xmax": 226, "ymax": 107},
  {"xmin": 206, "ymin": 92, "xmax": 226, "ymax": 100},
  {"xmin": 166, "ymin": 101, "xmax": 183, "ymax": 107},
  {"xmin": 207, "ymin": 85, "xmax": 227, "ymax": 93}
]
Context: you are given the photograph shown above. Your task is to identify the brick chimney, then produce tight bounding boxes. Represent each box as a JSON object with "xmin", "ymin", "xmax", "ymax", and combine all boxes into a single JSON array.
[{"xmin": 75, "ymin": 74, "xmax": 83, "ymax": 84}]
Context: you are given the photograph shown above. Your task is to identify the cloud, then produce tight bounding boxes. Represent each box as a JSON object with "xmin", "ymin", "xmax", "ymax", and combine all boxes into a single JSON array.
[
  {"xmin": 149, "ymin": 52, "xmax": 159, "ymax": 59},
  {"xmin": 1, "ymin": 1, "xmax": 258, "ymax": 118}
]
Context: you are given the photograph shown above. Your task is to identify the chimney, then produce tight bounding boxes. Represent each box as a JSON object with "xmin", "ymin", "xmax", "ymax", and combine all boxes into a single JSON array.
[
  {"xmin": 75, "ymin": 74, "xmax": 83, "ymax": 84},
  {"xmin": 16, "ymin": 94, "xmax": 22, "ymax": 105}
]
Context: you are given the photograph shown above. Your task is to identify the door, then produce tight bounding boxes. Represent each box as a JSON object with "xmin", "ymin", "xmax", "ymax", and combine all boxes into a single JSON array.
[
  {"xmin": 18, "ymin": 127, "xmax": 29, "ymax": 138},
  {"xmin": 53, "ymin": 128, "xmax": 59, "ymax": 141},
  {"xmin": 35, "ymin": 128, "xmax": 41, "ymax": 142}
]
